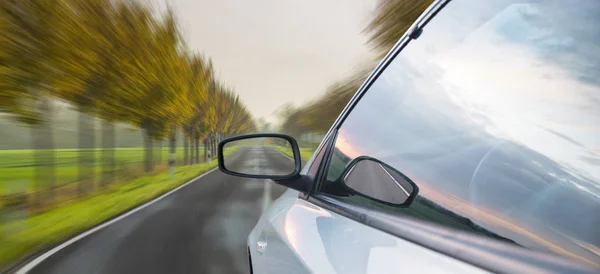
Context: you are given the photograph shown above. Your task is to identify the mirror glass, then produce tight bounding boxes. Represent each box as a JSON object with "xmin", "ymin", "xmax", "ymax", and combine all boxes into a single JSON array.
[
  {"xmin": 342, "ymin": 157, "xmax": 417, "ymax": 206},
  {"xmin": 222, "ymin": 137, "xmax": 296, "ymax": 177}
]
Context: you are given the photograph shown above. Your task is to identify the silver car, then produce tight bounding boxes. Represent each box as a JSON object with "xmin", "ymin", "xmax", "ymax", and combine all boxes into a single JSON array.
[{"xmin": 218, "ymin": 0, "xmax": 600, "ymax": 273}]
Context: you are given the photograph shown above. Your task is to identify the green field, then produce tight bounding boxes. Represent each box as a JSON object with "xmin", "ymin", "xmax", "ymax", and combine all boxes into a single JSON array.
[
  {"xmin": 0, "ymin": 146, "xmax": 236, "ymax": 270},
  {"xmin": 0, "ymin": 147, "xmax": 204, "ymax": 195},
  {"xmin": 274, "ymin": 146, "xmax": 315, "ymax": 163}
]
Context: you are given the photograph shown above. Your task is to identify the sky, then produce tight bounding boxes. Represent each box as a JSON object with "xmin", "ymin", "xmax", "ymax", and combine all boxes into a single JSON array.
[{"xmin": 155, "ymin": 0, "xmax": 376, "ymax": 123}]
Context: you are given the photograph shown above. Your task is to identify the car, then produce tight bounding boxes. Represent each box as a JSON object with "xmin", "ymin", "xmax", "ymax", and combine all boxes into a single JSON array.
[{"xmin": 217, "ymin": 0, "xmax": 600, "ymax": 273}]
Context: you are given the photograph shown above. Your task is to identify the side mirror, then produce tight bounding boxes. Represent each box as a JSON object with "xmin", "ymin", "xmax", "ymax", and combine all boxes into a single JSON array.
[
  {"xmin": 217, "ymin": 133, "xmax": 302, "ymax": 180},
  {"xmin": 340, "ymin": 156, "xmax": 419, "ymax": 207}
]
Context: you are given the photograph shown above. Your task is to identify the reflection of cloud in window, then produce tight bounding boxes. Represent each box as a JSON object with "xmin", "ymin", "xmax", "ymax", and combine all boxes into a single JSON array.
[
  {"xmin": 335, "ymin": 130, "xmax": 362, "ymax": 159},
  {"xmin": 414, "ymin": 180, "xmax": 599, "ymax": 266},
  {"xmin": 435, "ymin": 3, "xmax": 600, "ymax": 183},
  {"xmin": 330, "ymin": 0, "xmax": 600, "ymax": 265}
]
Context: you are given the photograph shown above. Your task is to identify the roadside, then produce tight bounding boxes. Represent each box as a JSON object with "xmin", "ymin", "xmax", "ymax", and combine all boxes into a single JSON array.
[
  {"xmin": 18, "ymin": 146, "xmax": 287, "ymax": 274},
  {"xmin": 0, "ymin": 147, "xmax": 195, "ymax": 197},
  {"xmin": 0, "ymin": 148, "xmax": 237, "ymax": 271},
  {"xmin": 273, "ymin": 146, "xmax": 315, "ymax": 163}
]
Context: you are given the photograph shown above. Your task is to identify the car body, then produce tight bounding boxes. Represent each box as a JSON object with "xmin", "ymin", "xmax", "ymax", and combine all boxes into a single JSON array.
[{"xmin": 220, "ymin": 0, "xmax": 600, "ymax": 273}]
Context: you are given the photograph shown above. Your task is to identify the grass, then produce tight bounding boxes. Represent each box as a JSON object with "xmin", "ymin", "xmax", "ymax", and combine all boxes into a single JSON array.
[
  {"xmin": 0, "ymin": 147, "xmax": 203, "ymax": 195},
  {"xmin": 0, "ymin": 147, "xmax": 235, "ymax": 270},
  {"xmin": 273, "ymin": 146, "xmax": 315, "ymax": 163}
]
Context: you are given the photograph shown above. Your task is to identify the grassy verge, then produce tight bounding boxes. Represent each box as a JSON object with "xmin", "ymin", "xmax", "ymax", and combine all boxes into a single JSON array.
[
  {"xmin": 0, "ymin": 147, "xmax": 204, "ymax": 195},
  {"xmin": 0, "ymin": 148, "xmax": 234, "ymax": 270},
  {"xmin": 274, "ymin": 146, "xmax": 315, "ymax": 163}
]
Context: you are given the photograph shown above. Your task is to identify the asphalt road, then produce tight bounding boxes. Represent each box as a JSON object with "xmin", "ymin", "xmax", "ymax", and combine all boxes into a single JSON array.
[
  {"xmin": 24, "ymin": 147, "xmax": 289, "ymax": 274},
  {"xmin": 343, "ymin": 159, "xmax": 414, "ymax": 204},
  {"xmin": 223, "ymin": 145, "xmax": 296, "ymax": 176}
]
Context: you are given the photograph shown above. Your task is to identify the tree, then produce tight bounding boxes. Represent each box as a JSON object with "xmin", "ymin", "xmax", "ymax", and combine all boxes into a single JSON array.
[
  {"xmin": 52, "ymin": 0, "xmax": 125, "ymax": 192},
  {"xmin": 182, "ymin": 54, "xmax": 211, "ymax": 165},
  {"xmin": 111, "ymin": 3, "xmax": 184, "ymax": 173},
  {"xmin": 277, "ymin": 67, "xmax": 370, "ymax": 137},
  {"xmin": 277, "ymin": 0, "xmax": 433, "ymax": 138},
  {"xmin": 0, "ymin": 0, "xmax": 257, "ymax": 207},
  {"xmin": 208, "ymin": 82, "xmax": 255, "ymax": 157},
  {"xmin": 365, "ymin": 0, "xmax": 433, "ymax": 58},
  {"xmin": 0, "ymin": 0, "xmax": 66, "ymax": 204},
  {"xmin": 217, "ymin": 89, "xmax": 255, "ymax": 136}
]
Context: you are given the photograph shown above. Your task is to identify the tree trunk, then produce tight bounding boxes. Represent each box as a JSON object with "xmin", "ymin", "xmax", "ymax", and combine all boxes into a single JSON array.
[
  {"xmin": 169, "ymin": 125, "xmax": 176, "ymax": 175},
  {"xmin": 101, "ymin": 120, "xmax": 115, "ymax": 186},
  {"xmin": 203, "ymin": 139, "xmax": 208, "ymax": 162},
  {"xmin": 195, "ymin": 130, "xmax": 199, "ymax": 164},
  {"xmin": 183, "ymin": 126, "xmax": 189, "ymax": 165},
  {"xmin": 144, "ymin": 122, "xmax": 153, "ymax": 173},
  {"xmin": 209, "ymin": 136, "xmax": 213, "ymax": 159},
  {"xmin": 190, "ymin": 129, "xmax": 195, "ymax": 164},
  {"xmin": 207, "ymin": 135, "xmax": 212, "ymax": 160},
  {"xmin": 195, "ymin": 131, "xmax": 200, "ymax": 163},
  {"xmin": 212, "ymin": 136, "xmax": 217, "ymax": 159},
  {"xmin": 214, "ymin": 134, "xmax": 218, "ymax": 158},
  {"xmin": 78, "ymin": 109, "xmax": 94, "ymax": 196},
  {"xmin": 156, "ymin": 139, "xmax": 162, "ymax": 165},
  {"xmin": 32, "ymin": 97, "xmax": 55, "ymax": 208}
]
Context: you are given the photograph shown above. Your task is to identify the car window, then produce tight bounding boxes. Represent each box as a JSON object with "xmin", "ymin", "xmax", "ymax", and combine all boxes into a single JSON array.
[
  {"xmin": 304, "ymin": 134, "xmax": 330, "ymax": 180},
  {"xmin": 320, "ymin": 0, "xmax": 600, "ymax": 267}
]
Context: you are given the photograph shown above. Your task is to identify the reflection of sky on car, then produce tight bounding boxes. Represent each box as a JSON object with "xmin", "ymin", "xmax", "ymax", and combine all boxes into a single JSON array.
[
  {"xmin": 334, "ymin": 0, "xmax": 600, "ymax": 266},
  {"xmin": 437, "ymin": 3, "xmax": 600, "ymax": 186}
]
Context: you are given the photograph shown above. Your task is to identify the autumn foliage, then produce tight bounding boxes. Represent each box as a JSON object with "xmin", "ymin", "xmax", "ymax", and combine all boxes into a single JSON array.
[
  {"xmin": 0, "ymin": 0, "xmax": 255, "ymax": 203},
  {"xmin": 278, "ymin": 0, "xmax": 433, "ymax": 136}
]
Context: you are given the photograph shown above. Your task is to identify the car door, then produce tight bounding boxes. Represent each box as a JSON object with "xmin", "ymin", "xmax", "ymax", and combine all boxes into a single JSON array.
[
  {"xmin": 256, "ymin": 136, "xmax": 486, "ymax": 274},
  {"xmin": 259, "ymin": 0, "xmax": 600, "ymax": 273},
  {"xmin": 259, "ymin": 192, "xmax": 490, "ymax": 274},
  {"xmin": 253, "ymin": 136, "xmax": 330, "ymax": 274}
]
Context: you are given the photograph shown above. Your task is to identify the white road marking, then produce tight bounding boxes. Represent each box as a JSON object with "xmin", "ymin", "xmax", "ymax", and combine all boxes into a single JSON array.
[
  {"xmin": 377, "ymin": 163, "xmax": 410, "ymax": 197},
  {"xmin": 272, "ymin": 146, "xmax": 295, "ymax": 162},
  {"xmin": 16, "ymin": 167, "xmax": 220, "ymax": 274}
]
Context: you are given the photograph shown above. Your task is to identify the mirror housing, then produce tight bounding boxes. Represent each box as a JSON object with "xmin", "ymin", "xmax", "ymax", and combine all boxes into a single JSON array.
[
  {"xmin": 339, "ymin": 156, "xmax": 419, "ymax": 207},
  {"xmin": 217, "ymin": 133, "xmax": 302, "ymax": 180}
]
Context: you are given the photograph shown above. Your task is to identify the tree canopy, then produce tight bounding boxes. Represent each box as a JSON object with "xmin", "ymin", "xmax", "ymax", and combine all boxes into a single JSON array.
[
  {"xmin": 278, "ymin": 0, "xmax": 432, "ymax": 136},
  {"xmin": 0, "ymin": 0, "xmax": 255, "ymax": 175}
]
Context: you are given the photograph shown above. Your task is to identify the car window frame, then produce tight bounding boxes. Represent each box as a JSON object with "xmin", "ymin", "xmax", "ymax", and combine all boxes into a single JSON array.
[
  {"xmin": 304, "ymin": 21, "xmax": 424, "ymax": 200},
  {"xmin": 302, "ymin": 0, "xmax": 600, "ymax": 273},
  {"xmin": 297, "ymin": 132, "xmax": 334, "ymax": 199},
  {"xmin": 311, "ymin": 0, "xmax": 449, "ymax": 196}
]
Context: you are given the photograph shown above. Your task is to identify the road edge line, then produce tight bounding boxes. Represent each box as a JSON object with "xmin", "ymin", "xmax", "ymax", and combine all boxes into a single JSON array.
[
  {"xmin": 15, "ymin": 167, "xmax": 219, "ymax": 274},
  {"xmin": 273, "ymin": 147, "xmax": 295, "ymax": 162}
]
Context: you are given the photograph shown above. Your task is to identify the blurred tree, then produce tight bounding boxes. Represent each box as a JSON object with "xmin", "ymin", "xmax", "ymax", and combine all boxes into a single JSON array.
[
  {"xmin": 278, "ymin": 67, "xmax": 370, "ymax": 137},
  {"xmin": 365, "ymin": 0, "xmax": 433, "ymax": 59},
  {"xmin": 52, "ymin": 0, "xmax": 123, "ymax": 192},
  {"xmin": 97, "ymin": 2, "xmax": 137, "ymax": 186},
  {"xmin": 112, "ymin": 4, "xmax": 184, "ymax": 172},
  {"xmin": 0, "ymin": 0, "xmax": 257, "ymax": 208},
  {"xmin": 255, "ymin": 117, "xmax": 271, "ymax": 133},
  {"xmin": 278, "ymin": 0, "xmax": 432, "ymax": 139},
  {"xmin": 0, "ymin": 2, "xmax": 40, "ymax": 125},
  {"xmin": 216, "ymin": 89, "xmax": 250, "ymax": 137},
  {"xmin": 183, "ymin": 54, "xmax": 211, "ymax": 165},
  {"xmin": 0, "ymin": 0, "xmax": 66, "ymax": 204}
]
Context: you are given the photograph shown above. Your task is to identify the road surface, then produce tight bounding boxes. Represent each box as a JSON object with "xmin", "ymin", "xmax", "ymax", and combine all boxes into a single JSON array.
[
  {"xmin": 223, "ymin": 145, "xmax": 296, "ymax": 176},
  {"xmin": 23, "ymin": 147, "xmax": 290, "ymax": 274},
  {"xmin": 343, "ymin": 159, "xmax": 414, "ymax": 204}
]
